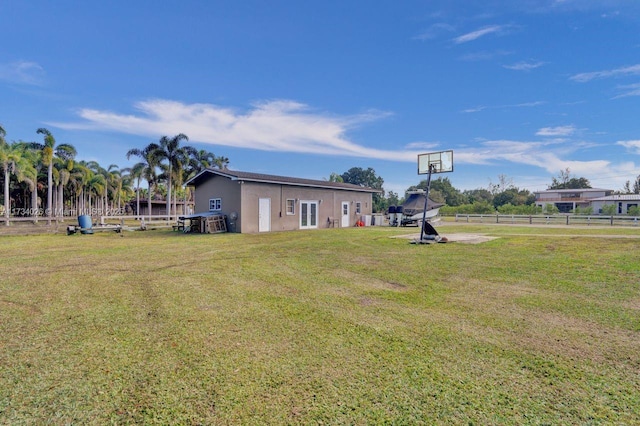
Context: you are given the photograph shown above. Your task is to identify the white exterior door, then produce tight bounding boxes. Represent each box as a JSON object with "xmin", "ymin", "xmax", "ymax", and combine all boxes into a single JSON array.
[
  {"xmin": 341, "ymin": 202, "xmax": 350, "ymax": 227},
  {"xmin": 258, "ymin": 198, "xmax": 270, "ymax": 232},
  {"xmin": 300, "ymin": 201, "xmax": 318, "ymax": 229}
]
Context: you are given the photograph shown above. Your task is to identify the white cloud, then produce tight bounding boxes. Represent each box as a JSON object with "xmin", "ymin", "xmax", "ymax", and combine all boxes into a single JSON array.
[
  {"xmin": 612, "ymin": 82, "xmax": 640, "ymax": 98},
  {"xmin": 414, "ymin": 23, "xmax": 455, "ymax": 41},
  {"xmin": 463, "ymin": 139, "xmax": 609, "ymax": 175},
  {"xmin": 453, "ymin": 25, "xmax": 508, "ymax": 44},
  {"xmin": 617, "ymin": 140, "xmax": 640, "ymax": 154},
  {"xmin": 570, "ymin": 64, "xmax": 640, "ymax": 82},
  {"xmin": 52, "ymin": 98, "xmax": 622, "ymax": 184},
  {"xmin": 514, "ymin": 101, "xmax": 546, "ymax": 108},
  {"xmin": 404, "ymin": 141, "xmax": 440, "ymax": 150},
  {"xmin": 0, "ymin": 61, "xmax": 45, "ymax": 85},
  {"xmin": 462, "ymin": 105, "xmax": 487, "ymax": 113},
  {"xmin": 503, "ymin": 61, "xmax": 546, "ymax": 71},
  {"xmin": 459, "ymin": 50, "xmax": 513, "ymax": 62},
  {"xmin": 53, "ymin": 99, "xmax": 424, "ymax": 162},
  {"xmin": 536, "ymin": 125, "xmax": 577, "ymax": 137},
  {"xmin": 462, "ymin": 101, "xmax": 544, "ymax": 113}
]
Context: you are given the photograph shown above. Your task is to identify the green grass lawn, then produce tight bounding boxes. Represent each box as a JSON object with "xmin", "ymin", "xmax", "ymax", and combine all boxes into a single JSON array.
[{"xmin": 1, "ymin": 225, "xmax": 639, "ymax": 424}]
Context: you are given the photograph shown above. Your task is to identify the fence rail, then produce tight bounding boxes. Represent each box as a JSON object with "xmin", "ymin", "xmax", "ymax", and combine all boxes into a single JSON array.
[
  {"xmin": 0, "ymin": 214, "xmax": 179, "ymax": 227},
  {"xmin": 454, "ymin": 214, "xmax": 640, "ymax": 227}
]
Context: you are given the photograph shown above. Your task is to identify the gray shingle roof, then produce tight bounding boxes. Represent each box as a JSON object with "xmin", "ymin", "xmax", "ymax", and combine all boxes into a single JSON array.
[
  {"xmin": 534, "ymin": 188, "xmax": 613, "ymax": 193},
  {"xmin": 186, "ymin": 169, "xmax": 382, "ymax": 193}
]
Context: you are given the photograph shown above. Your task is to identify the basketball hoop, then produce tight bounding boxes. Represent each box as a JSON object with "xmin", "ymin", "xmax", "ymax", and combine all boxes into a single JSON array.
[
  {"xmin": 416, "ymin": 150, "xmax": 453, "ymax": 242},
  {"xmin": 417, "ymin": 150, "xmax": 453, "ymax": 175}
]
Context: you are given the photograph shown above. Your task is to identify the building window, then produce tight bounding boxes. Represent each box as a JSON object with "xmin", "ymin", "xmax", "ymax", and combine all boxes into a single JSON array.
[
  {"xmin": 286, "ymin": 199, "xmax": 295, "ymax": 215},
  {"xmin": 209, "ymin": 198, "xmax": 222, "ymax": 211},
  {"xmin": 356, "ymin": 202, "xmax": 362, "ymax": 214}
]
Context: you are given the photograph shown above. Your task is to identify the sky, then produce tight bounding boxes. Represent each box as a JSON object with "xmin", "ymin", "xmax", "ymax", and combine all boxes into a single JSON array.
[{"xmin": 2, "ymin": 0, "xmax": 640, "ymax": 196}]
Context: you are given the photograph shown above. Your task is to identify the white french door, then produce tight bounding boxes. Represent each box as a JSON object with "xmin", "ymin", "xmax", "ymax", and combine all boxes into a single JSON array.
[{"xmin": 300, "ymin": 201, "xmax": 318, "ymax": 229}]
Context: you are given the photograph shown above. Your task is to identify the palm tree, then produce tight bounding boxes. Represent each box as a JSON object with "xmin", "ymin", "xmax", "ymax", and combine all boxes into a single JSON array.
[
  {"xmin": 105, "ymin": 164, "xmax": 128, "ymax": 213},
  {"xmin": 36, "ymin": 128, "xmax": 76, "ymax": 221},
  {"xmin": 86, "ymin": 161, "xmax": 111, "ymax": 214},
  {"xmin": 86, "ymin": 173, "xmax": 106, "ymax": 213},
  {"xmin": 115, "ymin": 169, "xmax": 134, "ymax": 214},
  {"xmin": 170, "ymin": 145, "xmax": 195, "ymax": 216},
  {"xmin": 14, "ymin": 149, "xmax": 37, "ymax": 215},
  {"xmin": 155, "ymin": 134, "xmax": 189, "ymax": 219},
  {"xmin": 69, "ymin": 161, "xmax": 91, "ymax": 215},
  {"xmin": 215, "ymin": 155, "xmax": 230, "ymax": 170},
  {"xmin": 17, "ymin": 143, "xmax": 41, "ymax": 222},
  {"xmin": 36, "ymin": 128, "xmax": 55, "ymax": 220},
  {"xmin": 1, "ymin": 140, "xmax": 24, "ymax": 224},
  {"xmin": 191, "ymin": 149, "xmax": 216, "ymax": 172},
  {"xmin": 53, "ymin": 144, "xmax": 77, "ymax": 218},
  {"xmin": 127, "ymin": 162, "xmax": 145, "ymax": 219},
  {"xmin": 127, "ymin": 143, "xmax": 161, "ymax": 221}
]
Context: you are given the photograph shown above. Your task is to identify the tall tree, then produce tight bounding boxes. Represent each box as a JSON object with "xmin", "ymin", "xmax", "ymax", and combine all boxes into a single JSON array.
[
  {"xmin": 407, "ymin": 177, "xmax": 467, "ymax": 206},
  {"xmin": 488, "ymin": 174, "xmax": 514, "ymax": 195},
  {"xmin": 548, "ymin": 168, "xmax": 592, "ymax": 189},
  {"xmin": 18, "ymin": 144, "xmax": 41, "ymax": 221},
  {"xmin": 340, "ymin": 167, "xmax": 385, "ymax": 212},
  {"xmin": 215, "ymin": 155, "xmax": 229, "ymax": 170},
  {"xmin": 53, "ymin": 143, "xmax": 77, "ymax": 217},
  {"xmin": 492, "ymin": 187, "xmax": 535, "ymax": 209},
  {"xmin": 628, "ymin": 175, "xmax": 640, "ymax": 194},
  {"xmin": 155, "ymin": 133, "xmax": 189, "ymax": 218},
  {"xmin": 191, "ymin": 149, "xmax": 216, "ymax": 172},
  {"xmin": 327, "ymin": 172, "xmax": 344, "ymax": 183},
  {"xmin": 127, "ymin": 162, "xmax": 145, "ymax": 218},
  {"xmin": 36, "ymin": 128, "xmax": 55, "ymax": 220},
  {"xmin": 36, "ymin": 128, "xmax": 76, "ymax": 220},
  {"xmin": 1, "ymin": 141, "xmax": 24, "ymax": 224},
  {"xmin": 127, "ymin": 143, "xmax": 161, "ymax": 221},
  {"xmin": 463, "ymin": 188, "xmax": 493, "ymax": 204}
]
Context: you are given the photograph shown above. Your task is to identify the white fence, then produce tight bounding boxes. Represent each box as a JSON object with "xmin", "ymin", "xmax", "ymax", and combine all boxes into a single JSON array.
[
  {"xmin": 0, "ymin": 214, "xmax": 178, "ymax": 227},
  {"xmin": 454, "ymin": 214, "xmax": 640, "ymax": 227}
]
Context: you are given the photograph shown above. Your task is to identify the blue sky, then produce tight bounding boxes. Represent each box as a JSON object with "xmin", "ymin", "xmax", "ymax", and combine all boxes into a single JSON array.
[{"xmin": 2, "ymin": 0, "xmax": 640, "ymax": 196}]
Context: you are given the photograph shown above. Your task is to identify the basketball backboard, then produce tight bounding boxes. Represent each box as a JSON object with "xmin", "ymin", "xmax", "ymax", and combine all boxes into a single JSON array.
[{"xmin": 417, "ymin": 150, "xmax": 453, "ymax": 175}]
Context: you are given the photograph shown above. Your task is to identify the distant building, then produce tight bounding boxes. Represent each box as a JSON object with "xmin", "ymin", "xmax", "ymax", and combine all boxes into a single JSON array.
[
  {"xmin": 129, "ymin": 199, "xmax": 194, "ymax": 217},
  {"xmin": 589, "ymin": 194, "xmax": 640, "ymax": 215},
  {"xmin": 534, "ymin": 188, "xmax": 613, "ymax": 213}
]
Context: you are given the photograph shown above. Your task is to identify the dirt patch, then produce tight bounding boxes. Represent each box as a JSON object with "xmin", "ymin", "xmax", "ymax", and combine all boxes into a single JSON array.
[{"xmin": 393, "ymin": 232, "xmax": 499, "ymax": 244}]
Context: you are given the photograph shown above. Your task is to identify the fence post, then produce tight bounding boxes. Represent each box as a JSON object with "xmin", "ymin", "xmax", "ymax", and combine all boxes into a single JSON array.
[
  {"xmin": 496, "ymin": 214, "xmax": 499, "ymax": 224},
  {"xmin": 610, "ymin": 216, "xmax": 614, "ymax": 226},
  {"xmin": 566, "ymin": 215, "xmax": 569, "ymax": 226}
]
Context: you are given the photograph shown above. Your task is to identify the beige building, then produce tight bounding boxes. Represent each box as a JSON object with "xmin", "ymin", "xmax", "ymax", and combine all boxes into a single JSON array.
[
  {"xmin": 185, "ymin": 169, "xmax": 380, "ymax": 233},
  {"xmin": 534, "ymin": 188, "xmax": 613, "ymax": 213}
]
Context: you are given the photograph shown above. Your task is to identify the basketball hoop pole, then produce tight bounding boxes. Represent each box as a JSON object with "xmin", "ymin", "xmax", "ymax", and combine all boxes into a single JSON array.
[{"xmin": 419, "ymin": 163, "xmax": 435, "ymax": 242}]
